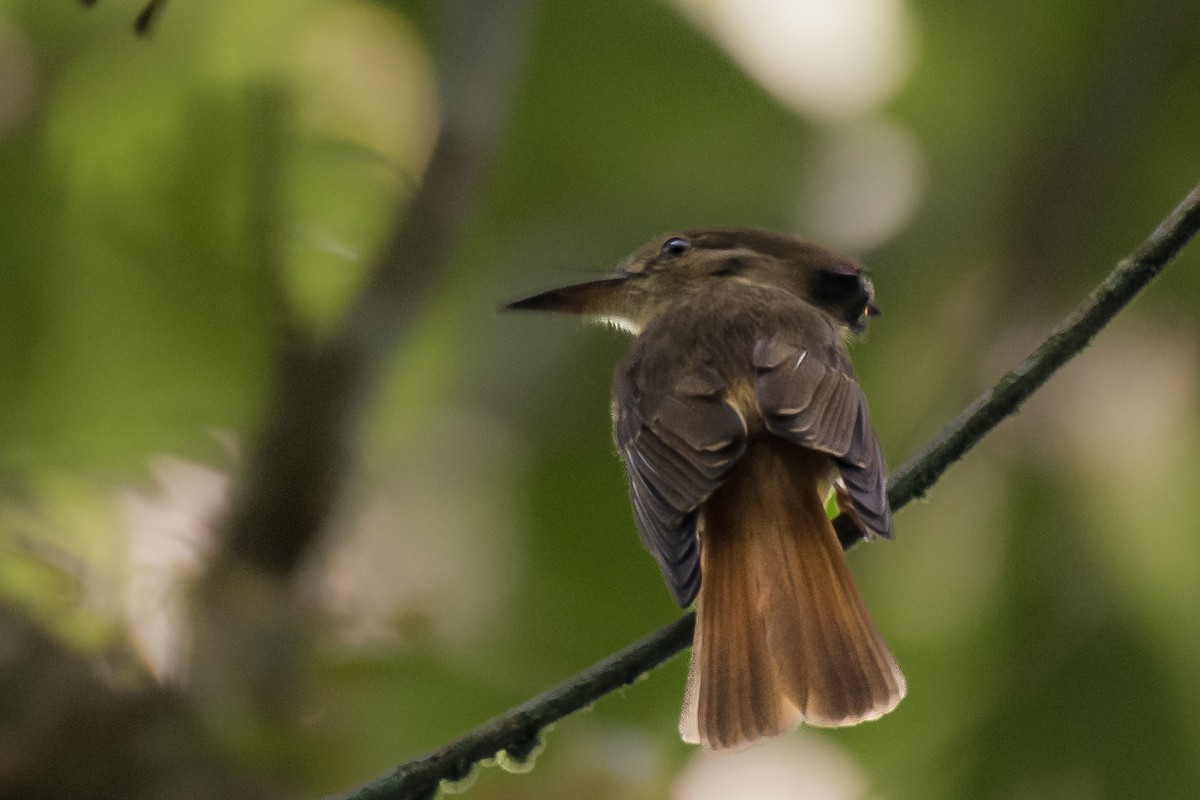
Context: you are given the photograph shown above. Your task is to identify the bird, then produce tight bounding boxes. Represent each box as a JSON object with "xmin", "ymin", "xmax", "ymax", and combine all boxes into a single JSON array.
[{"xmin": 506, "ymin": 228, "xmax": 904, "ymax": 749}]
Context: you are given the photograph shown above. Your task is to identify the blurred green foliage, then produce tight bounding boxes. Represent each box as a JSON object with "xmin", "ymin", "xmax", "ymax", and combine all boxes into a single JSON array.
[{"xmin": 1, "ymin": 0, "xmax": 1200, "ymax": 798}]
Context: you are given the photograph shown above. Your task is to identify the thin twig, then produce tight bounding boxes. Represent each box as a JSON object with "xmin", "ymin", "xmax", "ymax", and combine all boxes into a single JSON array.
[
  {"xmin": 329, "ymin": 618, "xmax": 696, "ymax": 800},
  {"xmin": 888, "ymin": 181, "xmax": 1200, "ymax": 509},
  {"xmin": 334, "ymin": 181, "xmax": 1200, "ymax": 800}
]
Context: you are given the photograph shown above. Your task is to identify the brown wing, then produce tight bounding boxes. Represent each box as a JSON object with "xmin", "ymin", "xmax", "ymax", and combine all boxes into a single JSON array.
[
  {"xmin": 752, "ymin": 335, "xmax": 893, "ymax": 539},
  {"xmin": 614, "ymin": 362, "xmax": 747, "ymax": 607}
]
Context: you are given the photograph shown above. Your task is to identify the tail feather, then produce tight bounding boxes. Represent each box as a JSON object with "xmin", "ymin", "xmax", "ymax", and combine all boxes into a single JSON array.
[
  {"xmin": 680, "ymin": 441, "xmax": 904, "ymax": 749},
  {"xmin": 683, "ymin": 507, "xmax": 783, "ymax": 748}
]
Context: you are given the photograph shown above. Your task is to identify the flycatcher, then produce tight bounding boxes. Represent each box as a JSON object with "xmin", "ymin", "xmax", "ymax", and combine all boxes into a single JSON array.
[{"xmin": 507, "ymin": 228, "xmax": 904, "ymax": 749}]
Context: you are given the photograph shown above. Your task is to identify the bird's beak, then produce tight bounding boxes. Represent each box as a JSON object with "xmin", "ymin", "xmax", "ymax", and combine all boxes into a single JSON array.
[
  {"xmin": 867, "ymin": 302, "xmax": 882, "ymax": 317},
  {"xmin": 504, "ymin": 272, "xmax": 634, "ymax": 317}
]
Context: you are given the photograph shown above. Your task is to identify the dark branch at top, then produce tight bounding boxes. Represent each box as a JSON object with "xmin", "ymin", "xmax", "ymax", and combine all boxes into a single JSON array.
[
  {"xmin": 78, "ymin": 0, "xmax": 169, "ymax": 35},
  {"xmin": 134, "ymin": 0, "xmax": 167, "ymax": 36},
  {"xmin": 332, "ymin": 180, "xmax": 1200, "ymax": 800}
]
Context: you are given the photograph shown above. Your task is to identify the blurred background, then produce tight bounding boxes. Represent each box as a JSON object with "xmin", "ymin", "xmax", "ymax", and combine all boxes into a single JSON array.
[{"xmin": 2, "ymin": 0, "xmax": 1200, "ymax": 798}]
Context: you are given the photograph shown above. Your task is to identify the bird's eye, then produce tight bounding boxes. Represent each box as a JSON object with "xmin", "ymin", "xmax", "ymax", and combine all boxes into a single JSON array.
[{"xmin": 660, "ymin": 237, "xmax": 690, "ymax": 258}]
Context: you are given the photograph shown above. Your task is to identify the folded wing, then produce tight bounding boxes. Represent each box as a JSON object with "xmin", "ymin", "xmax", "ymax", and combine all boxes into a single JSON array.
[
  {"xmin": 752, "ymin": 335, "xmax": 893, "ymax": 539},
  {"xmin": 614, "ymin": 364, "xmax": 747, "ymax": 607}
]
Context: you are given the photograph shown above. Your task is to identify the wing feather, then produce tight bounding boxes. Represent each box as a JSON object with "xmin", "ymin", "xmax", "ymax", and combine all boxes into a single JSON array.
[
  {"xmin": 615, "ymin": 362, "xmax": 747, "ymax": 607},
  {"xmin": 753, "ymin": 335, "xmax": 893, "ymax": 539}
]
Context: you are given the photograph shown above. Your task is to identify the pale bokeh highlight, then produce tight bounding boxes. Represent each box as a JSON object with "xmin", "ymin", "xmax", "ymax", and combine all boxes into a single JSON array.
[
  {"xmin": 795, "ymin": 117, "xmax": 925, "ymax": 252},
  {"xmin": 674, "ymin": 0, "xmax": 917, "ymax": 120},
  {"xmin": 674, "ymin": 732, "xmax": 873, "ymax": 800},
  {"xmin": 120, "ymin": 456, "xmax": 226, "ymax": 681}
]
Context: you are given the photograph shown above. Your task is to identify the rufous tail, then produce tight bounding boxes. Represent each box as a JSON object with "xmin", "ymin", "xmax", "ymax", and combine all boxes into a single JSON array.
[{"xmin": 680, "ymin": 441, "xmax": 905, "ymax": 750}]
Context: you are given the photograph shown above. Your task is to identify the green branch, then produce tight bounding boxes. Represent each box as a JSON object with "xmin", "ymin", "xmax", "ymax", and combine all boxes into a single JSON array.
[
  {"xmin": 333, "ymin": 181, "xmax": 1200, "ymax": 800},
  {"xmin": 218, "ymin": 0, "xmax": 529, "ymax": 578}
]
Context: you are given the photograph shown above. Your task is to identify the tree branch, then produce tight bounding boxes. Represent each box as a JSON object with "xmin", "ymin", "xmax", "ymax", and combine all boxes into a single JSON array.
[
  {"xmin": 886, "ymin": 181, "xmax": 1200, "ymax": 511},
  {"xmin": 333, "ymin": 181, "xmax": 1200, "ymax": 800},
  {"xmin": 219, "ymin": 0, "xmax": 530, "ymax": 577}
]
